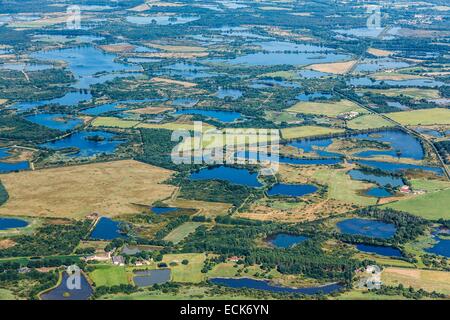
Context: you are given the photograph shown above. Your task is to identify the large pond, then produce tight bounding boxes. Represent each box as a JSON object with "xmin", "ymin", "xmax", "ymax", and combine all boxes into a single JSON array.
[
  {"xmin": 0, "ymin": 217, "xmax": 29, "ymax": 230},
  {"xmin": 210, "ymin": 278, "xmax": 343, "ymax": 295},
  {"xmin": 39, "ymin": 131, "xmax": 126, "ymax": 158},
  {"xmin": 25, "ymin": 113, "xmax": 83, "ymax": 131},
  {"xmin": 426, "ymin": 229, "xmax": 450, "ymax": 258},
  {"xmin": 0, "ymin": 161, "xmax": 30, "ymax": 173},
  {"xmin": 133, "ymin": 269, "xmax": 171, "ymax": 287},
  {"xmin": 356, "ymin": 244, "xmax": 403, "ymax": 257},
  {"xmin": 174, "ymin": 109, "xmax": 242, "ymax": 123},
  {"xmin": 90, "ymin": 217, "xmax": 127, "ymax": 240},
  {"xmin": 337, "ymin": 218, "xmax": 396, "ymax": 239},
  {"xmin": 348, "ymin": 170, "xmax": 404, "ymax": 188},
  {"xmin": 347, "ymin": 77, "xmax": 445, "ymax": 88},
  {"xmin": 216, "ymin": 88, "xmax": 243, "ymax": 100},
  {"xmin": 267, "ymin": 184, "xmax": 318, "ymax": 197},
  {"xmin": 40, "ymin": 272, "xmax": 93, "ymax": 300},
  {"xmin": 126, "ymin": 15, "xmax": 199, "ymax": 25},
  {"xmin": 355, "ymin": 160, "xmax": 444, "ymax": 176},
  {"xmin": 151, "ymin": 207, "xmax": 181, "ymax": 215},
  {"xmin": 189, "ymin": 166, "xmax": 262, "ymax": 187},
  {"xmin": 288, "ymin": 138, "xmax": 342, "ymax": 158},
  {"xmin": 268, "ymin": 233, "xmax": 308, "ymax": 248}
]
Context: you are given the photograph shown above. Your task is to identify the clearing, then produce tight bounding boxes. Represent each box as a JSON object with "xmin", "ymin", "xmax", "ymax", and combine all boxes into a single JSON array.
[
  {"xmin": 163, "ymin": 222, "xmax": 203, "ymax": 244},
  {"xmin": 0, "ymin": 160, "xmax": 176, "ymax": 218},
  {"xmin": 281, "ymin": 126, "xmax": 344, "ymax": 139}
]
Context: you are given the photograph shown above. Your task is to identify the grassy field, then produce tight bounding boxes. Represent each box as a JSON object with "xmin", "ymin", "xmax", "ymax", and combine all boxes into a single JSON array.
[
  {"xmin": 165, "ymin": 198, "xmax": 232, "ymax": 217},
  {"xmin": 335, "ymin": 290, "xmax": 407, "ymax": 300},
  {"xmin": 0, "ymin": 288, "xmax": 17, "ymax": 300},
  {"xmin": 313, "ymin": 168, "xmax": 377, "ymax": 206},
  {"xmin": 99, "ymin": 285, "xmax": 258, "ymax": 300},
  {"xmin": 358, "ymin": 88, "xmax": 441, "ymax": 100},
  {"xmin": 410, "ymin": 179, "xmax": 450, "ymax": 192},
  {"xmin": 287, "ymin": 99, "xmax": 367, "ymax": 117},
  {"xmin": 347, "ymin": 114, "xmax": 395, "ymax": 130},
  {"xmin": 89, "ymin": 265, "xmax": 130, "ymax": 287},
  {"xmin": 0, "ymin": 160, "xmax": 176, "ymax": 218},
  {"xmin": 91, "ymin": 117, "xmax": 140, "ymax": 128},
  {"xmin": 281, "ymin": 126, "xmax": 344, "ymax": 139},
  {"xmin": 382, "ymin": 268, "xmax": 450, "ymax": 296},
  {"xmin": 307, "ymin": 60, "xmax": 357, "ymax": 74},
  {"xmin": 353, "ymin": 253, "xmax": 415, "ymax": 268},
  {"xmin": 162, "ymin": 253, "xmax": 206, "ymax": 283},
  {"xmin": 265, "ymin": 111, "xmax": 300, "ymax": 124},
  {"xmin": 91, "ymin": 117, "xmax": 215, "ymax": 131},
  {"xmin": 367, "ymin": 48, "xmax": 394, "ymax": 57},
  {"xmin": 383, "ymin": 188, "xmax": 450, "ymax": 220},
  {"xmin": 163, "ymin": 222, "xmax": 203, "ymax": 244},
  {"xmin": 384, "ymin": 108, "xmax": 450, "ymax": 126}
]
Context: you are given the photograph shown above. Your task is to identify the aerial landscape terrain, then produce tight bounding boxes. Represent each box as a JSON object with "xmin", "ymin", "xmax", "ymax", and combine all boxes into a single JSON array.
[{"xmin": 0, "ymin": 0, "xmax": 449, "ymax": 302}]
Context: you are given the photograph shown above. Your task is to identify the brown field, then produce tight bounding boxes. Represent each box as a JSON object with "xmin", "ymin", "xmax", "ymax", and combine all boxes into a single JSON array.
[
  {"xmin": 367, "ymin": 48, "xmax": 394, "ymax": 57},
  {"xmin": 0, "ymin": 239, "xmax": 16, "ymax": 249},
  {"xmin": 151, "ymin": 77, "xmax": 197, "ymax": 88},
  {"xmin": 308, "ymin": 60, "xmax": 357, "ymax": 74},
  {"xmin": 372, "ymin": 73, "xmax": 425, "ymax": 81},
  {"xmin": 128, "ymin": 106, "xmax": 174, "ymax": 115},
  {"xmin": 132, "ymin": 52, "xmax": 208, "ymax": 59},
  {"xmin": 146, "ymin": 43, "xmax": 206, "ymax": 53},
  {"xmin": 99, "ymin": 44, "xmax": 135, "ymax": 53},
  {"xmin": 0, "ymin": 160, "xmax": 177, "ymax": 219},
  {"xmin": 0, "ymin": 99, "xmax": 7, "ymax": 105},
  {"xmin": 382, "ymin": 268, "xmax": 450, "ymax": 296}
]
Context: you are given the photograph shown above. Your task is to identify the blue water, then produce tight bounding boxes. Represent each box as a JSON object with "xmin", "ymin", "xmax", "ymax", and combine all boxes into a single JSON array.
[
  {"xmin": 348, "ymin": 77, "xmax": 445, "ymax": 88},
  {"xmin": 172, "ymin": 98, "xmax": 198, "ymax": 108},
  {"xmin": 174, "ymin": 109, "xmax": 242, "ymax": 122},
  {"xmin": 90, "ymin": 217, "xmax": 126, "ymax": 240},
  {"xmin": 189, "ymin": 166, "xmax": 262, "ymax": 187},
  {"xmin": 356, "ymin": 244, "xmax": 403, "ymax": 257},
  {"xmin": 337, "ymin": 218, "xmax": 396, "ymax": 239},
  {"xmin": 268, "ymin": 184, "xmax": 318, "ymax": 197},
  {"xmin": 216, "ymin": 88, "xmax": 243, "ymax": 100},
  {"xmin": 39, "ymin": 131, "xmax": 126, "ymax": 158},
  {"xmin": 126, "ymin": 15, "xmax": 199, "ymax": 25},
  {"xmin": 0, "ymin": 161, "xmax": 30, "ymax": 173},
  {"xmin": 235, "ymin": 151, "xmax": 342, "ymax": 166},
  {"xmin": 296, "ymin": 93, "xmax": 332, "ymax": 101},
  {"xmin": 82, "ymin": 99, "xmax": 162, "ymax": 116},
  {"xmin": 151, "ymin": 207, "xmax": 180, "ymax": 215},
  {"xmin": 0, "ymin": 217, "xmax": 28, "ymax": 230},
  {"xmin": 348, "ymin": 169, "xmax": 404, "ymax": 187},
  {"xmin": 355, "ymin": 160, "xmax": 444, "ymax": 176},
  {"xmin": 133, "ymin": 269, "xmax": 171, "ymax": 287},
  {"xmin": 25, "ymin": 113, "xmax": 83, "ymax": 131},
  {"xmin": 251, "ymin": 79, "xmax": 301, "ymax": 89},
  {"xmin": 288, "ymin": 138, "xmax": 342, "ymax": 158},
  {"xmin": 366, "ymin": 187, "xmax": 392, "ymax": 198},
  {"xmin": 12, "ymin": 91, "xmax": 92, "ymax": 112},
  {"xmin": 298, "ymin": 69, "xmax": 330, "ymax": 78},
  {"xmin": 269, "ymin": 233, "xmax": 308, "ymax": 248},
  {"xmin": 354, "ymin": 58, "xmax": 410, "ymax": 73},
  {"xmin": 40, "ymin": 272, "xmax": 93, "ymax": 300},
  {"xmin": 210, "ymin": 278, "xmax": 343, "ymax": 295},
  {"xmin": 426, "ymin": 230, "xmax": 450, "ymax": 258},
  {"xmin": 0, "ymin": 148, "xmax": 11, "ymax": 159}
]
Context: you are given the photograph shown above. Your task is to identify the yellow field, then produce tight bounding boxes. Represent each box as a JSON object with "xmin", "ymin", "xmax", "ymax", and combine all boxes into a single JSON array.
[
  {"xmin": 281, "ymin": 126, "xmax": 345, "ymax": 139},
  {"xmin": 382, "ymin": 268, "xmax": 450, "ymax": 296},
  {"xmin": 162, "ymin": 253, "xmax": 206, "ymax": 283},
  {"xmin": 307, "ymin": 60, "xmax": 357, "ymax": 74},
  {"xmin": 99, "ymin": 44, "xmax": 135, "ymax": 53},
  {"xmin": 347, "ymin": 114, "xmax": 395, "ymax": 130},
  {"xmin": 151, "ymin": 77, "xmax": 197, "ymax": 87},
  {"xmin": 91, "ymin": 117, "xmax": 214, "ymax": 131},
  {"xmin": 287, "ymin": 99, "xmax": 367, "ymax": 117},
  {"xmin": 384, "ymin": 108, "xmax": 450, "ymax": 126},
  {"xmin": 91, "ymin": 117, "xmax": 140, "ymax": 128},
  {"xmin": 367, "ymin": 48, "xmax": 394, "ymax": 57},
  {"xmin": 146, "ymin": 43, "xmax": 206, "ymax": 52},
  {"xmin": 372, "ymin": 72, "xmax": 425, "ymax": 81},
  {"xmin": 128, "ymin": 106, "xmax": 174, "ymax": 115},
  {"xmin": 0, "ymin": 160, "xmax": 176, "ymax": 218}
]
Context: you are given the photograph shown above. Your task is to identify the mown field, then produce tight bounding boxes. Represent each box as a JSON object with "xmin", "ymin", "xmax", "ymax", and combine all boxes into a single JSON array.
[
  {"xmin": 89, "ymin": 265, "xmax": 130, "ymax": 287},
  {"xmin": 385, "ymin": 108, "xmax": 450, "ymax": 126},
  {"xmin": 281, "ymin": 125, "xmax": 344, "ymax": 139},
  {"xmin": 287, "ymin": 99, "xmax": 367, "ymax": 117},
  {"xmin": 347, "ymin": 114, "xmax": 395, "ymax": 130},
  {"xmin": 163, "ymin": 222, "xmax": 204, "ymax": 244}
]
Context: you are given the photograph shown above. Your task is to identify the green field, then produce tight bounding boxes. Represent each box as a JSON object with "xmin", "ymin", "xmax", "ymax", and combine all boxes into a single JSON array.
[
  {"xmin": 384, "ymin": 108, "xmax": 450, "ymax": 126},
  {"xmin": 0, "ymin": 288, "xmax": 16, "ymax": 300},
  {"xmin": 163, "ymin": 222, "xmax": 203, "ymax": 244},
  {"xmin": 281, "ymin": 126, "xmax": 344, "ymax": 139},
  {"xmin": 162, "ymin": 253, "xmax": 206, "ymax": 283},
  {"xmin": 89, "ymin": 265, "xmax": 129, "ymax": 287},
  {"xmin": 347, "ymin": 114, "xmax": 395, "ymax": 130},
  {"xmin": 287, "ymin": 99, "xmax": 367, "ymax": 117},
  {"xmin": 410, "ymin": 179, "xmax": 450, "ymax": 193},
  {"xmin": 358, "ymin": 88, "xmax": 441, "ymax": 100},
  {"xmin": 383, "ymin": 188, "xmax": 450, "ymax": 220}
]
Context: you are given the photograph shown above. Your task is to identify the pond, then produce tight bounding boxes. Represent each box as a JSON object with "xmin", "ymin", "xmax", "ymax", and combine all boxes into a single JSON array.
[
  {"xmin": 235, "ymin": 151, "xmax": 342, "ymax": 166},
  {"xmin": 133, "ymin": 269, "xmax": 171, "ymax": 287},
  {"xmin": 267, "ymin": 184, "xmax": 318, "ymax": 197},
  {"xmin": 151, "ymin": 207, "xmax": 180, "ymax": 215},
  {"xmin": 348, "ymin": 169, "xmax": 404, "ymax": 188},
  {"xmin": 355, "ymin": 160, "xmax": 444, "ymax": 176},
  {"xmin": 337, "ymin": 218, "xmax": 396, "ymax": 239},
  {"xmin": 25, "ymin": 113, "xmax": 83, "ymax": 131},
  {"xmin": 39, "ymin": 131, "xmax": 126, "ymax": 158},
  {"xmin": 126, "ymin": 15, "xmax": 199, "ymax": 25},
  {"xmin": 0, "ymin": 161, "xmax": 30, "ymax": 173},
  {"xmin": 347, "ymin": 77, "xmax": 445, "ymax": 88},
  {"xmin": 426, "ymin": 230, "xmax": 450, "ymax": 258},
  {"xmin": 268, "ymin": 233, "xmax": 308, "ymax": 248},
  {"xmin": 354, "ymin": 58, "xmax": 410, "ymax": 73},
  {"xmin": 40, "ymin": 272, "xmax": 93, "ymax": 300},
  {"xmin": 90, "ymin": 217, "xmax": 126, "ymax": 240},
  {"xmin": 81, "ymin": 98, "xmax": 162, "ymax": 116},
  {"xmin": 210, "ymin": 278, "xmax": 343, "ymax": 295},
  {"xmin": 365, "ymin": 187, "xmax": 392, "ymax": 198},
  {"xmin": 257, "ymin": 41, "xmax": 333, "ymax": 53},
  {"xmin": 0, "ymin": 217, "xmax": 29, "ymax": 230},
  {"xmin": 296, "ymin": 92, "xmax": 332, "ymax": 101},
  {"xmin": 11, "ymin": 91, "xmax": 92, "ymax": 112},
  {"xmin": 288, "ymin": 138, "xmax": 342, "ymax": 158},
  {"xmin": 356, "ymin": 244, "xmax": 403, "ymax": 257},
  {"xmin": 298, "ymin": 69, "xmax": 331, "ymax": 78},
  {"xmin": 189, "ymin": 166, "xmax": 262, "ymax": 188},
  {"xmin": 174, "ymin": 109, "xmax": 242, "ymax": 123},
  {"xmin": 216, "ymin": 88, "xmax": 243, "ymax": 100}
]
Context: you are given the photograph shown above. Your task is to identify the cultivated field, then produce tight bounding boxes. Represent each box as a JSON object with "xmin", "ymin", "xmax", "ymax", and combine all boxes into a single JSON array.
[
  {"xmin": 367, "ymin": 48, "xmax": 394, "ymax": 57},
  {"xmin": 382, "ymin": 268, "xmax": 450, "ymax": 296},
  {"xmin": 281, "ymin": 125, "xmax": 344, "ymax": 139},
  {"xmin": 384, "ymin": 108, "xmax": 450, "ymax": 126},
  {"xmin": 287, "ymin": 99, "xmax": 367, "ymax": 117},
  {"xmin": 0, "ymin": 160, "xmax": 176, "ymax": 218},
  {"xmin": 347, "ymin": 114, "xmax": 395, "ymax": 130},
  {"xmin": 307, "ymin": 60, "xmax": 357, "ymax": 74},
  {"xmin": 163, "ymin": 222, "xmax": 204, "ymax": 244}
]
